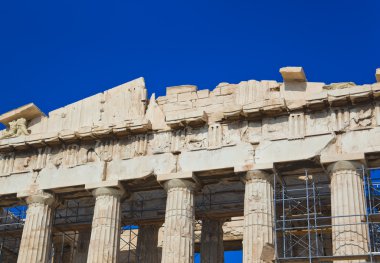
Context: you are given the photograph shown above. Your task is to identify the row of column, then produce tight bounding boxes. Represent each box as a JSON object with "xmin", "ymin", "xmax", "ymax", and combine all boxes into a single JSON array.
[{"xmin": 16, "ymin": 160, "xmax": 369, "ymax": 263}]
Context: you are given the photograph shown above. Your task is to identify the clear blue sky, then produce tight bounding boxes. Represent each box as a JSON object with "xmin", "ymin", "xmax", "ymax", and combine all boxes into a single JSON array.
[
  {"xmin": 0, "ymin": 0, "xmax": 379, "ymax": 116},
  {"xmin": 0, "ymin": 1, "xmax": 379, "ymax": 262}
]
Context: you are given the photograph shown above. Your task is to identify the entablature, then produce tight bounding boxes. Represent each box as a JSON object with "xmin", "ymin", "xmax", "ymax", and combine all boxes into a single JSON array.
[{"xmin": 1, "ymin": 67, "xmax": 380, "ymax": 196}]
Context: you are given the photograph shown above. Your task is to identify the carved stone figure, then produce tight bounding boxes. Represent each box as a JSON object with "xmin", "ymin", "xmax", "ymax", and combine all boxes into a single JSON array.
[
  {"xmin": 350, "ymin": 106, "xmax": 373, "ymax": 129},
  {"xmin": 150, "ymin": 132, "xmax": 171, "ymax": 154},
  {"xmin": 186, "ymin": 127, "xmax": 207, "ymax": 151},
  {"xmin": 0, "ymin": 118, "xmax": 29, "ymax": 139}
]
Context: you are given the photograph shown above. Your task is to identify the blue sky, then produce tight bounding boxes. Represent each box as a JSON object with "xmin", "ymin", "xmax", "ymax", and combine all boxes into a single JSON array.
[
  {"xmin": 0, "ymin": 1, "xmax": 379, "ymax": 262},
  {"xmin": 0, "ymin": 0, "xmax": 379, "ymax": 117}
]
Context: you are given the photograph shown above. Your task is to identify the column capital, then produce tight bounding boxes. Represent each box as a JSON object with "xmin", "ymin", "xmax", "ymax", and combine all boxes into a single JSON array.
[
  {"xmin": 25, "ymin": 191, "xmax": 57, "ymax": 207},
  {"xmin": 243, "ymin": 170, "xmax": 272, "ymax": 184},
  {"xmin": 327, "ymin": 160, "xmax": 363, "ymax": 174},
  {"xmin": 163, "ymin": 178, "xmax": 198, "ymax": 191},
  {"xmin": 92, "ymin": 187, "xmax": 125, "ymax": 198}
]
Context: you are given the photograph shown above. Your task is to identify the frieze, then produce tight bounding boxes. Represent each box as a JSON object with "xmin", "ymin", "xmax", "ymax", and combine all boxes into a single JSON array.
[
  {"xmin": 171, "ymin": 129, "xmax": 186, "ymax": 153},
  {"xmin": 1, "ymin": 102, "xmax": 380, "ymax": 178},
  {"xmin": 0, "ymin": 152, "xmax": 15, "ymax": 176},
  {"xmin": 376, "ymin": 102, "xmax": 380, "ymax": 126},
  {"xmin": 243, "ymin": 121, "xmax": 262, "ymax": 145},
  {"xmin": 305, "ymin": 110, "xmax": 331, "ymax": 136},
  {"xmin": 262, "ymin": 115, "xmax": 288, "ymax": 141},
  {"xmin": 222, "ymin": 121, "xmax": 247, "ymax": 147},
  {"xmin": 331, "ymin": 107, "xmax": 350, "ymax": 132},
  {"xmin": 34, "ymin": 147, "xmax": 51, "ymax": 171},
  {"xmin": 288, "ymin": 112, "xmax": 305, "ymax": 139},
  {"xmin": 208, "ymin": 123, "xmax": 223, "ymax": 149},
  {"xmin": 186, "ymin": 126, "xmax": 207, "ymax": 151},
  {"xmin": 149, "ymin": 131, "xmax": 172, "ymax": 154},
  {"xmin": 349, "ymin": 105, "xmax": 373, "ymax": 129}
]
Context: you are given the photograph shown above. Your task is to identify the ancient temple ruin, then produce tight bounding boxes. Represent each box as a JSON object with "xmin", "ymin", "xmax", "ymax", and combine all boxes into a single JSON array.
[{"xmin": 1, "ymin": 67, "xmax": 380, "ymax": 262}]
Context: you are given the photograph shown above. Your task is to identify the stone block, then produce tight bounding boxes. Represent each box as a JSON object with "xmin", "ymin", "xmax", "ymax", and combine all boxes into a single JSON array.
[
  {"xmin": 280, "ymin": 66, "xmax": 306, "ymax": 82},
  {"xmin": 177, "ymin": 91, "xmax": 198, "ymax": 101},
  {"xmin": 197, "ymin": 89, "xmax": 210, "ymax": 98},
  {"xmin": 0, "ymin": 103, "xmax": 45, "ymax": 126},
  {"xmin": 376, "ymin": 68, "xmax": 380, "ymax": 83},
  {"xmin": 162, "ymin": 101, "xmax": 193, "ymax": 112},
  {"xmin": 220, "ymin": 84, "xmax": 237, "ymax": 95},
  {"xmin": 166, "ymin": 85, "xmax": 197, "ymax": 95}
]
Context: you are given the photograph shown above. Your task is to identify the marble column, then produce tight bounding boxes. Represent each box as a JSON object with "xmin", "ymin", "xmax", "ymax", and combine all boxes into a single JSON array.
[
  {"xmin": 73, "ymin": 231, "xmax": 91, "ymax": 263},
  {"xmin": 161, "ymin": 179, "xmax": 197, "ymax": 263},
  {"xmin": 200, "ymin": 218, "xmax": 225, "ymax": 263},
  {"xmin": 17, "ymin": 191, "xmax": 57, "ymax": 263},
  {"xmin": 136, "ymin": 223, "xmax": 162, "ymax": 263},
  {"xmin": 86, "ymin": 187, "xmax": 124, "ymax": 263},
  {"xmin": 329, "ymin": 161, "xmax": 368, "ymax": 262},
  {"xmin": 242, "ymin": 170, "xmax": 274, "ymax": 263}
]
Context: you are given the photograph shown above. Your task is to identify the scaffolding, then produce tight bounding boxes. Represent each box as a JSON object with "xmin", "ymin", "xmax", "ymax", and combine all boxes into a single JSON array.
[
  {"xmin": 0, "ymin": 206, "xmax": 25, "ymax": 263},
  {"xmin": 273, "ymin": 167, "xmax": 380, "ymax": 263},
  {"xmin": 5, "ymin": 168, "xmax": 380, "ymax": 262}
]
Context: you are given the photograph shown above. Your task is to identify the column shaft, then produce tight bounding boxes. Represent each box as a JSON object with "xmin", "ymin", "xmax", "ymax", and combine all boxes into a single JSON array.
[
  {"xmin": 17, "ymin": 192, "xmax": 56, "ymax": 263},
  {"xmin": 137, "ymin": 224, "xmax": 162, "ymax": 263},
  {"xmin": 86, "ymin": 187, "xmax": 124, "ymax": 263},
  {"xmin": 330, "ymin": 161, "xmax": 368, "ymax": 263},
  {"xmin": 161, "ymin": 179, "xmax": 196, "ymax": 263},
  {"xmin": 242, "ymin": 170, "xmax": 274, "ymax": 263},
  {"xmin": 200, "ymin": 218, "xmax": 225, "ymax": 263}
]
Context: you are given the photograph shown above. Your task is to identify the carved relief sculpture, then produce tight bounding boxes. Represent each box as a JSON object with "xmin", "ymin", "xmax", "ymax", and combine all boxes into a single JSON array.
[
  {"xmin": 186, "ymin": 127, "xmax": 207, "ymax": 151},
  {"xmin": 0, "ymin": 118, "xmax": 29, "ymax": 139},
  {"xmin": 350, "ymin": 106, "xmax": 373, "ymax": 129}
]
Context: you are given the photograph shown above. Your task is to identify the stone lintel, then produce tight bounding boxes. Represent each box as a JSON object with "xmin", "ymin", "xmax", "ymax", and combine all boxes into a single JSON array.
[
  {"xmin": 376, "ymin": 68, "xmax": 380, "ymax": 83},
  {"xmin": 166, "ymin": 85, "xmax": 198, "ymax": 95},
  {"xmin": 0, "ymin": 103, "xmax": 44, "ymax": 126},
  {"xmin": 320, "ymin": 152, "xmax": 366, "ymax": 165},
  {"xmin": 280, "ymin": 66, "xmax": 307, "ymax": 82}
]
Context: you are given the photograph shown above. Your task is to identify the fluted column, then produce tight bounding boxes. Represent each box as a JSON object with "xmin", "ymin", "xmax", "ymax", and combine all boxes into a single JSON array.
[
  {"xmin": 73, "ymin": 231, "xmax": 91, "ymax": 263},
  {"xmin": 86, "ymin": 187, "xmax": 124, "ymax": 263},
  {"xmin": 200, "ymin": 218, "xmax": 225, "ymax": 263},
  {"xmin": 329, "ymin": 161, "xmax": 368, "ymax": 262},
  {"xmin": 17, "ymin": 191, "xmax": 57, "ymax": 263},
  {"xmin": 242, "ymin": 170, "xmax": 274, "ymax": 263},
  {"xmin": 136, "ymin": 223, "xmax": 162, "ymax": 263},
  {"xmin": 161, "ymin": 179, "xmax": 197, "ymax": 263}
]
